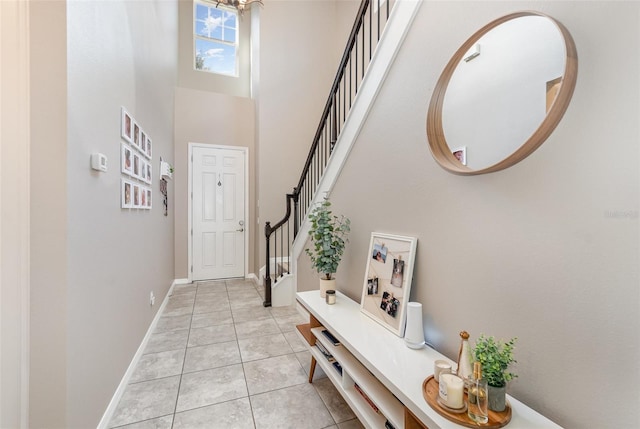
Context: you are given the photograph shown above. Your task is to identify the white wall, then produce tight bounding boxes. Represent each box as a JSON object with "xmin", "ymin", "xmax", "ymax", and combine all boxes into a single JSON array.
[
  {"xmin": 257, "ymin": 0, "xmax": 358, "ymax": 269},
  {"xmin": 173, "ymin": 0, "xmax": 358, "ymax": 276},
  {"xmin": 173, "ymin": 87, "xmax": 256, "ymax": 278},
  {"xmin": 29, "ymin": 1, "xmax": 68, "ymax": 426},
  {"xmin": 64, "ymin": 1, "xmax": 178, "ymax": 426},
  {"xmin": 298, "ymin": 1, "xmax": 639, "ymax": 427}
]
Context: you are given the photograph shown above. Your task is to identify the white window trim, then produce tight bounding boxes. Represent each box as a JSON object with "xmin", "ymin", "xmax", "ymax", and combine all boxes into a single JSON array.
[{"xmin": 193, "ymin": 0, "xmax": 240, "ymax": 77}]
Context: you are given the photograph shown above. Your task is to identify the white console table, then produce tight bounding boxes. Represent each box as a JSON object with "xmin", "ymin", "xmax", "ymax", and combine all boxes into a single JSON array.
[{"xmin": 296, "ymin": 290, "xmax": 562, "ymax": 429}]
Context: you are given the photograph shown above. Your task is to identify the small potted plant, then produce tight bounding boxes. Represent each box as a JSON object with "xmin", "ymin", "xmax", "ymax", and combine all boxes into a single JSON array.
[
  {"xmin": 305, "ymin": 197, "xmax": 350, "ymax": 298},
  {"xmin": 472, "ymin": 335, "xmax": 518, "ymax": 412}
]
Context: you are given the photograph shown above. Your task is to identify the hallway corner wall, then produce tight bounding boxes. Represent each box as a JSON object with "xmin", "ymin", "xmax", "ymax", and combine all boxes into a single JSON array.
[{"xmin": 63, "ymin": 1, "xmax": 178, "ymax": 426}]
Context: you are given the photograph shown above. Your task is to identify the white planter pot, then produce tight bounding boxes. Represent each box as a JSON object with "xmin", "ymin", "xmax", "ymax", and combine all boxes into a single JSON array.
[{"xmin": 319, "ymin": 278, "xmax": 336, "ymax": 298}]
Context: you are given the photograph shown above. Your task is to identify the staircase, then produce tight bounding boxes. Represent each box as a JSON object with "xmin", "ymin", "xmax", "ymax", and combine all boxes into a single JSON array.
[{"xmin": 262, "ymin": 0, "xmax": 422, "ymax": 307}]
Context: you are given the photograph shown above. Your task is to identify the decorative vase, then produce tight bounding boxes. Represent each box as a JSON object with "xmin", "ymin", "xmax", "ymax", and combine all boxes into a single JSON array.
[
  {"xmin": 319, "ymin": 278, "xmax": 336, "ymax": 298},
  {"xmin": 488, "ymin": 384, "xmax": 507, "ymax": 412}
]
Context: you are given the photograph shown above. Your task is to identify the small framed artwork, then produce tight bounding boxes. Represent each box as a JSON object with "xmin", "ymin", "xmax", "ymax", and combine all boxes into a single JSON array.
[
  {"xmin": 144, "ymin": 161, "xmax": 152, "ymax": 184},
  {"xmin": 133, "ymin": 122, "xmax": 140, "ymax": 149},
  {"xmin": 145, "ymin": 138, "xmax": 152, "ymax": 158},
  {"xmin": 140, "ymin": 160, "xmax": 146, "ymax": 184},
  {"xmin": 141, "ymin": 186, "xmax": 148, "ymax": 208},
  {"xmin": 146, "ymin": 188, "xmax": 152, "ymax": 209},
  {"xmin": 121, "ymin": 143, "xmax": 132, "ymax": 176},
  {"xmin": 121, "ymin": 107, "xmax": 133, "ymax": 143},
  {"xmin": 121, "ymin": 179, "xmax": 132, "ymax": 208},
  {"xmin": 133, "ymin": 184, "xmax": 141, "ymax": 208},
  {"xmin": 360, "ymin": 232, "xmax": 417, "ymax": 337},
  {"xmin": 133, "ymin": 153, "xmax": 141, "ymax": 178},
  {"xmin": 452, "ymin": 146, "xmax": 467, "ymax": 165},
  {"xmin": 140, "ymin": 131, "xmax": 147, "ymax": 155},
  {"xmin": 139, "ymin": 159, "xmax": 147, "ymax": 183}
]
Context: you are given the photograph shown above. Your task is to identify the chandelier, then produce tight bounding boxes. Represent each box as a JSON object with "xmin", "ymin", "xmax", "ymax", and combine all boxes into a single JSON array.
[{"xmin": 215, "ymin": 0, "xmax": 263, "ymax": 14}]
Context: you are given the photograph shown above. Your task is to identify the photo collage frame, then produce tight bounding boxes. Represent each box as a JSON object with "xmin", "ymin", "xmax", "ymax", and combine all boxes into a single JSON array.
[
  {"xmin": 120, "ymin": 107, "xmax": 152, "ymax": 210},
  {"xmin": 360, "ymin": 233, "xmax": 418, "ymax": 337}
]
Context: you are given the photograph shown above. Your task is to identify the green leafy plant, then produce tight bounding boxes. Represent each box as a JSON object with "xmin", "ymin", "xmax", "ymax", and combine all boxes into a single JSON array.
[
  {"xmin": 305, "ymin": 198, "xmax": 350, "ymax": 280},
  {"xmin": 472, "ymin": 335, "xmax": 518, "ymax": 387}
]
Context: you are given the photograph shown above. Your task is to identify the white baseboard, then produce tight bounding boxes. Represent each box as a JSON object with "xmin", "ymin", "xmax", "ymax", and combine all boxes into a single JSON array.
[
  {"xmin": 173, "ymin": 278, "xmax": 190, "ymax": 286},
  {"xmin": 247, "ymin": 273, "xmax": 260, "ymax": 287},
  {"xmin": 96, "ymin": 280, "xmax": 178, "ymax": 428}
]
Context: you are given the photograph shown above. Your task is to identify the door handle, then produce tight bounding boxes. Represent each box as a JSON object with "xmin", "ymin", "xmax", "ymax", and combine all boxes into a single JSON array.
[{"xmin": 236, "ymin": 228, "xmax": 244, "ymax": 232}]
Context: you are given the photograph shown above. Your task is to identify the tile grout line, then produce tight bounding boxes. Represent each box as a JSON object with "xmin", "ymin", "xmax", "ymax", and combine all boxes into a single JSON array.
[
  {"xmin": 108, "ymin": 280, "xmax": 361, "ymax": 428},
  {"xmin": 231, "ymin": 281, "xmax": 260, "ymax": 429},
  {"xmin": 169, "ymin": 281, "xmax": 199, "ymax": 429}
]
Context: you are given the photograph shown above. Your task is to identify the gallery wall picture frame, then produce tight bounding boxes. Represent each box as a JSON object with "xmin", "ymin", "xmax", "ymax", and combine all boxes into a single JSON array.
[
  {"xmin": 141, "ymin": 185, "xmax": 148, "ymax": 207},
  {"xmin": 133, "ymin": 122, "xmax": 140, "ymax": 149},
  {"xmin": 143, "ymin": 161, "xmax": 152, "ymax": 184},
  {"xmin": 121, "ymin": 179, "xmax": 133, "ymax": 208},
  {"xmin": 133, "ymin": 152, "xmax": 141, "ymax": 179},
  {"xmin": 119, "ymin": 106, "xmax": 153, "ymax": 210},
  {"xmin": 360, "ymin": 232, "xmax": 418, "ymax": 337},
  {"xmin": 452, "ymin": 146, "xmax": 467, "ymax": 166},
  {"xmin": 121, "ymin": 107, "xmax": 133, "ymax": 143},
  {"xmin": 121, "ymin": 143, "xmax": 133, "ymax": 176},
  {"xmin": 139, "ymin": 159, "xmax": 147, "ymax": 183},
  {"xmin": 140, "ymin": 131, "xmax": 147, "ymax": 155},
  {"xmin": 133, "ymin": 184, "xmax": 141, "ymax": 208}
]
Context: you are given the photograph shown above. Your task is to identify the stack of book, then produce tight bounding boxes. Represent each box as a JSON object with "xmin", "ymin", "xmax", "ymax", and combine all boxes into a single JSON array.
[
  {"xmin": 315, "ymin": 342, "xmax": 335, "ymax": 363},
  {"xmin": 354, "ymin": 383, "xmax": 380, "ymax": 414}
]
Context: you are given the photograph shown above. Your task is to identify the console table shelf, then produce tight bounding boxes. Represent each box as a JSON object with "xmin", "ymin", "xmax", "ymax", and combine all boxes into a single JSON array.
[
  {"xmin": 310, "ymin": 326, "xmax": 405, "ymax": 428},
  {"xmin": 296, "ymin": 290, "xmax": 563, "ymax": 429}
]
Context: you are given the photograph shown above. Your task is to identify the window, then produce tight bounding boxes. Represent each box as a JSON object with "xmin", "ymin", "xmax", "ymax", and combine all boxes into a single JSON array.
[{"xmin": 194, "ymin": 1, "xmax": 238, "ymax": 76}]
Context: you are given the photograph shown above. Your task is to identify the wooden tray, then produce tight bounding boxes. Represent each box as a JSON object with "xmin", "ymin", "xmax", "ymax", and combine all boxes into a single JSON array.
[{"xmin": 422, "ymin": 375, "xmax": 512, "ymax": 428}]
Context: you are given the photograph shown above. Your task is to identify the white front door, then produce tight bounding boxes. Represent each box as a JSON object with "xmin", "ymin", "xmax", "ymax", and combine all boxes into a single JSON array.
[{"xmin": 191, "ymin": 145, "xmax": 246, "ymax": 280}]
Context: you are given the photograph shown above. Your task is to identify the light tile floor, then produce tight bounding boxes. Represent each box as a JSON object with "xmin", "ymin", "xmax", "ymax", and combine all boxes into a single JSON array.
[{"xmin": 108, "ymin": 279, "xmax": 364, "ymax": 429}]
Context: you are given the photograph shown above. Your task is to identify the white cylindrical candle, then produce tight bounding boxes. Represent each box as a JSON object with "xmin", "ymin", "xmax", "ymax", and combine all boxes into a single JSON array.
[
  {"xmin": 434, "ymin": 359, "xmax": 452, "ymax": 382},
  {"xmin": 438, "ymin": 373, "xmax": 464, "ymax": 409}
]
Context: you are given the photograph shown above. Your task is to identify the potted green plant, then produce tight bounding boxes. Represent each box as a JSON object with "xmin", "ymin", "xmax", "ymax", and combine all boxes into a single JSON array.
[
  {"xmin": 472, "ymin": 335, "xmax": 518, "ymax": 412},
  {"xmin": 305, "ymin": 197, "xmax": 350, "ymax": 298}
]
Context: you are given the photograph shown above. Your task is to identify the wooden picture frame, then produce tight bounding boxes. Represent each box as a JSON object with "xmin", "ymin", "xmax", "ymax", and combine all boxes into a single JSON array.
[{"xmin": 360, "ymin": 233, "xmax": 417, "ymax": 337}]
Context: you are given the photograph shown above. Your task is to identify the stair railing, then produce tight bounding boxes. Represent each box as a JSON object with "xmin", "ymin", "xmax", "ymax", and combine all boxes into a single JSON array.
[{"xmin": 263, "ymin": 0, "xmax": 394, "ymax": 307}]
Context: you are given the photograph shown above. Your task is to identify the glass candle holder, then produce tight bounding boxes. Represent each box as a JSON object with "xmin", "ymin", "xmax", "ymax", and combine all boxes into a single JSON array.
[{"xmin": 326, "ymin": 290, "xmax": 336, "ymax": 305}]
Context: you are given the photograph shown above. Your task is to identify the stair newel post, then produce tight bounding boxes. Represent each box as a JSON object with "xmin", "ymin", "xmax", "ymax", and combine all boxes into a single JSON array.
[{"xmin": 264, "ymin": 221, "xmax": 272, "ymax": 307}]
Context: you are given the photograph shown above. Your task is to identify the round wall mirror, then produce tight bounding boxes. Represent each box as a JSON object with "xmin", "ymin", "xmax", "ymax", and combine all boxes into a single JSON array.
[{"xmin": 426, "ymin": 11, "xmax": 578, "ymax": 175}]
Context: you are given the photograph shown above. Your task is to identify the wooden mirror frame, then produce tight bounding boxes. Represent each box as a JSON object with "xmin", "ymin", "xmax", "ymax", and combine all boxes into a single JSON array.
[{"xmin": 426, "ymin": 11, "xmax": 578, "ymax": 175}]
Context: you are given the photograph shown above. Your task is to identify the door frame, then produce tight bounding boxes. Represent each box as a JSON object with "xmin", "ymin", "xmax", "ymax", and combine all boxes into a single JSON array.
[
  {"xmin": 1, "ymin": 0, "xmax": 31, "ymax": 425},
  {"xmin": 187, "ymin": 143, "xmax": 249, "ymax": 282}
]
